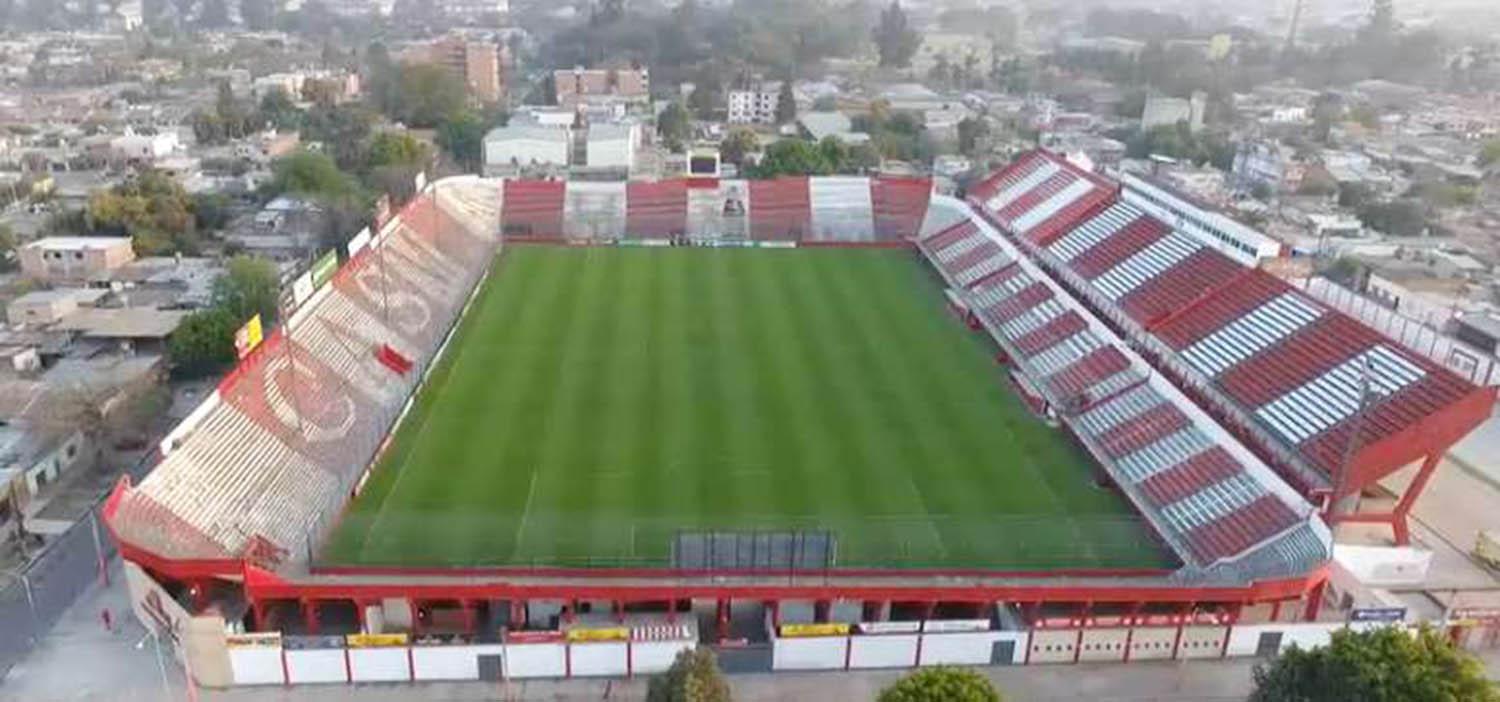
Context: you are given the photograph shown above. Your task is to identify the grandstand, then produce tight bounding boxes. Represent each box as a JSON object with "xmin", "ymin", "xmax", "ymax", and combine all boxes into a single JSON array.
[
  {"xmin": 967, "ymin": 150, "xmax": 1496, "ymax": 546},
  {"xmin": 98, "ymin": 161, "xmax": 1496, "ymax": 687}
]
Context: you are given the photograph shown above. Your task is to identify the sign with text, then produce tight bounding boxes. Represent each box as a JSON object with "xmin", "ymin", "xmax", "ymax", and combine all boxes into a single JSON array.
[
  {"xmin": 565, "ymin": 627, "xmax": 629, "ymax": 643},
  {"xmin": 1350, "ymin": 607, "xmax": 1407, "ymax": 623},
  {"xmin": 226, "ymin": 632, "xmax": 283, "ymax": 648},
  {"xmin": 505, "ymin": 630, "xmax": 565, "ymax": 644},
  {"xmin": 921, "ymin": 619, "xmax": 990, "ymax": 633},
  {"xmin": 857, "ymin": 621, "xmax": 921, "ymax": 635},
  {"xmin": 233, "ymin": 314, "xmax": 263, "ymax": 359},
  {"xmin": 779, "ymin": 623, "xmax": 850, "ymax": 638},
  {"xmin": 346, "ymin": 633, "xmax": 409, "ymax": 648}
]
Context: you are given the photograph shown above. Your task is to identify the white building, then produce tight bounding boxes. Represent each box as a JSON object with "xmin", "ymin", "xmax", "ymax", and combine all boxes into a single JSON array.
[
  {"xmin": 1141, "ymin": 92, "xmax": 1206, "ymax": 132},
  {"xmin": 585, "ymin": 123, "xmax": 639, "ymax": 171},
  {"xmin": 728, "ymin": 84, "xmax": 781, "ymax": 125},
  {"xmin": 483, "ymin": 126, "xmax": 570, "ymax": 175},
  {"xmin": 1119, "ymin": 172, "xmax": 1282, "ymax": 265},
  {"xmin": 110, "ymin": 132, "xmax": 180, "ymax": 163},
  {"xmin": 439, "ymin": 0, "xmax": 509, "ymax": 20},
  {"xmin": 252, "ymin": 73, "xmax": 305, "ymax": 100},
  {"xmin": 1231, "ymin": 140, "xmax": 1292, "ymax": 194}
]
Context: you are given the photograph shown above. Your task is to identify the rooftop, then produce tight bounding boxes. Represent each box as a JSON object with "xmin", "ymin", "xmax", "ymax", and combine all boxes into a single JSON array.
[
  {"xmin": 23, "ymin": 236, "xmax": 131, "ymax": 251},
  {"xmin": 53, "ymin": 307, "xmax": 190, "ymax": 339}
]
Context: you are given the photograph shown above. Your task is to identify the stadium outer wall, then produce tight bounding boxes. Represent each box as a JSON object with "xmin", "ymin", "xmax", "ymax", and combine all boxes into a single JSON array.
[{"xmin": 100, "ymin": 176, "xmax": 1340, "ymax": 688}]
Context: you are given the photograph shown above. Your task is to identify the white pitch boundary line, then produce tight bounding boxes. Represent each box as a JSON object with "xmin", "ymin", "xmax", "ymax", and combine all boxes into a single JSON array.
[{"xmin": 511, "ymin": 465, "xmax": 542, "ymax": 557}]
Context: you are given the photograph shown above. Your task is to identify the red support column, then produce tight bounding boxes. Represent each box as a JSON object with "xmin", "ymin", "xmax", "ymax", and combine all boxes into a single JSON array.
[
  {"xmin": 250, "ymin": 598, "xmax": 267, "ymax": 632},
  {"xmin": 409, "ymin": 599, "xmax": 422, "ymax": 636},
  {"xmin": 353, "ymin": 599, "xmax": 367, "ymax": 634},
  {"xmin": 716, "ymin": 599, "xmax": 731, "ymax": 641},
  {"xmin": 563, "ymin": 600, "xmax": 577, "ymax": 625},
  {"xmin": 1392, "ymin": 453, "xmax": 1441, "ymax": 546},
  {"xmin": 665, "ymin": 599, "xmax": 677, "ymax": 625},
  {"xmin": 770, "ymin": 601, "xmax": 782, "ymax": 629},
  {"xmin": 1270, "ymin": 600, "xmax": 1283, "ymax": 623},
  {"xmin": 302, "ymin": 599, "xmax": 319, "ymax": 635},
  {"xmin": 612, "ymin": 600, "xmax": 625, "ymax": 624},
  {"xmin": 1303, "ymin": 580, "xmax": 1328, "ymax": 622},
  {"xmin": 461, "ymin": 600, "xmax": 477, "ymax": 635}
]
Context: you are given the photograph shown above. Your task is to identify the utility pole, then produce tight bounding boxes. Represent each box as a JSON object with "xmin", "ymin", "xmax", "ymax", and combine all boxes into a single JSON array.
[
  {"xmin": 1284, "ymin": 0, "xmax": 1306, "ymax": 55},
  {"xmin": 1329, "ymin": 354, "xmax": 1375, "ymax": 525}
]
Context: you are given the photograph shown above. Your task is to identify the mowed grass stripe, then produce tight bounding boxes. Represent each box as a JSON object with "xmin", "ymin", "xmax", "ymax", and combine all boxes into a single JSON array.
[{"xmin": 325, "ymin": 247, "xmax": 1174, "ymax": 569}]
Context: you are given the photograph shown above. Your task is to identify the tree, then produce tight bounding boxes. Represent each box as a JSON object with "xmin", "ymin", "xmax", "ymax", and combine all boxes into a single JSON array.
[
  {"xmin": 645, "ymin": 647, "xmax": 730, "ymax": 702},
  {"xmin": 873, "ymin": 1, "xmax": 920, "ymax": 69},
  {"xmin": 392, "ymin": 64, "xmax": 468, "ymax": 129},
  {"xmin": 168, "ymin": 307, "xmax": 239, "ymax": 379},
  {"xmin": 258, "ymin": 89, "xmax": 302, "ymax": 131},
  {"xmin": 86, "ymin": 171, "xmax": 199, "ymax": 255},
  {"xmin": 775, "ymin": 80, "xmax": 797, "ymax": 125},
  {"xmin": 719, "ymin": 129, "xmax": 759, "ymax": 166},
  {"xmin": 301, "ymin": 104, "xmax": 376, "ymax": 172},
  {"xmin": 271, "ymin": 151, "xmax": 361, "ymax": 200},
  {"xmin": 438, "ymin": 110, "xmax": 502, "ymax": 172},
  {"xmin": 957, "ymin": 117, "xmax": 990, "ymax": 158},
  {"xmin": 0, "ymin": 224, "xmax": 16, "ymax": 272},
  {"xmin": 1359, "ymin": 199, "xmax": 1428, "ymax": 237},
  {"xmin": 879, "ymin": 667, "xmax": 1002, "ymax": 702},
  {"xmin": 687, "ymin": 69, "xmax": 723, "ymax": 121},
  {"xmin": 1252, "ymin": 626, "xmax": 1498, "ymax": 702},
  {"xmin": 366, "ymin": 131, "xmax": 430, "ymax": 171},
  {"xmin": 658, "ymin": 102, "xmax": 692, "ymax": 152},
  {"xmin": 1478, "ymin": 140, "xmax": 1500, "ymax": 169},
  {"xmin": 754, "ymin": 139, "xmax": 834, "ymax": 177},
  {"xmin": 212, "ymin": 255, "xmax": 282, "ymax": 327}
]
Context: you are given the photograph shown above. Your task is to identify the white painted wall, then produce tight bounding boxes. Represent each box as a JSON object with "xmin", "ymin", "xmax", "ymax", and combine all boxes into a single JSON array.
[
  {"xmin": 1027, "ymin": 630, "xmax": 1078, "ymax": 664},
  {"xmin": 772, "ymin": 636, "xmax": 849, "ymax": 670},
  {"xmin": 1179, "ymin": 626, "xmax": 1227, "ymax": 659},
  {"xmin": 505, "ymin": 643, "xmax": 567, "ymax": 678},
  {"xmin": 412, "ymin": 645, "xmax": 498, "ymax": 681},
  {"xmin": 632, "ymin": 641, "xmax": 695, "ymax": 674},
  {"xmin": 1225, "ymin": 623, "xmax": 1344, "ymax": 657},
  {"xmin": 1127, "ymin": 627, "xmax": 1177, "ymax": 660},
  {"xmin": 848, "ymin": 635, "xmax": 918, "ymax": 669},
  {"xmin": 228, "ymin": 648, "xmax": 284, "ymax": 685},
  {"xmin": 348, "ymin": 647, "xmax": 408, "ymax": 682},
  {"xmin": 570, "ymin": 642, "xmax": 629, "ymax": 677},
  {"xmin": 284, "ymin": 649, "xmax": 346, "ymax": 684},
  {"xmin": 919, "ymin": 631, "xmax": 1027, "ymax": 666}
]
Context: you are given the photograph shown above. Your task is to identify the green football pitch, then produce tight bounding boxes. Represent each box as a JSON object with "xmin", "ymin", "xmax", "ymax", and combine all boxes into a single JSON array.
[{"xmin": 322, "ymin": 246, "xmax": 1173, "ymax": 570}]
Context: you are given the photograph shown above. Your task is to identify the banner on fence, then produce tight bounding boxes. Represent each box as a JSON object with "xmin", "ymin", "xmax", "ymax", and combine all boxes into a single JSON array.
[
  {"xmin": 310, "ymin": 250, "xmax": 339, "ymax": 289},
  {"xmin": 347, "ymin": 227, "xmax": 372, "ymax": 258},
  {"xmin": 233, "ymin": 314, "xmax": 263, "ymax": 359},
  {"xmin": 922, "ymin": 619, "xmax": 990, "ymax": 633},
  {"xmin": 566, "ymin": 627, "xmax": 629, "ymax": 643},
  {"xmin": 227, "ymin": 632, "xmax": 284, "ymax": 648},
  {"xmin": 780, "ymin": 623, "xmax": 849, "ymax": 638},
  {"xmin": 505, "ymin": 630, "xmax": 565, "ymax": 644},
  {"xmin": 857, "ymin": 621, "xmax": 921, "ymax": 635},
  {"xmin": 346, "ymin": 633, "xmax": 409, "ymax": 648}
]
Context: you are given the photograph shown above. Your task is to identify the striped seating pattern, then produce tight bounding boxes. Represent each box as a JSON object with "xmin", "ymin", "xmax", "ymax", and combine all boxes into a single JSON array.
[{"xmin": 122, "ymin": 186, "xmax": 500, "ymax": 563}]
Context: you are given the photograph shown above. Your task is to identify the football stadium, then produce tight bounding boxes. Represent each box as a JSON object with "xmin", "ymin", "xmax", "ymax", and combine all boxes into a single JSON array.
[{"xmin": 102, "ymin": 153, "xmax": 1497, "ymax": 686}]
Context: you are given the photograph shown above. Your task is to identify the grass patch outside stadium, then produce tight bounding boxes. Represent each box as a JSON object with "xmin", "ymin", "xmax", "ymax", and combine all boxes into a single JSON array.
[{"xmin": 322, "ymin": 246, "xmax": 1174, "ymax": 571}]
